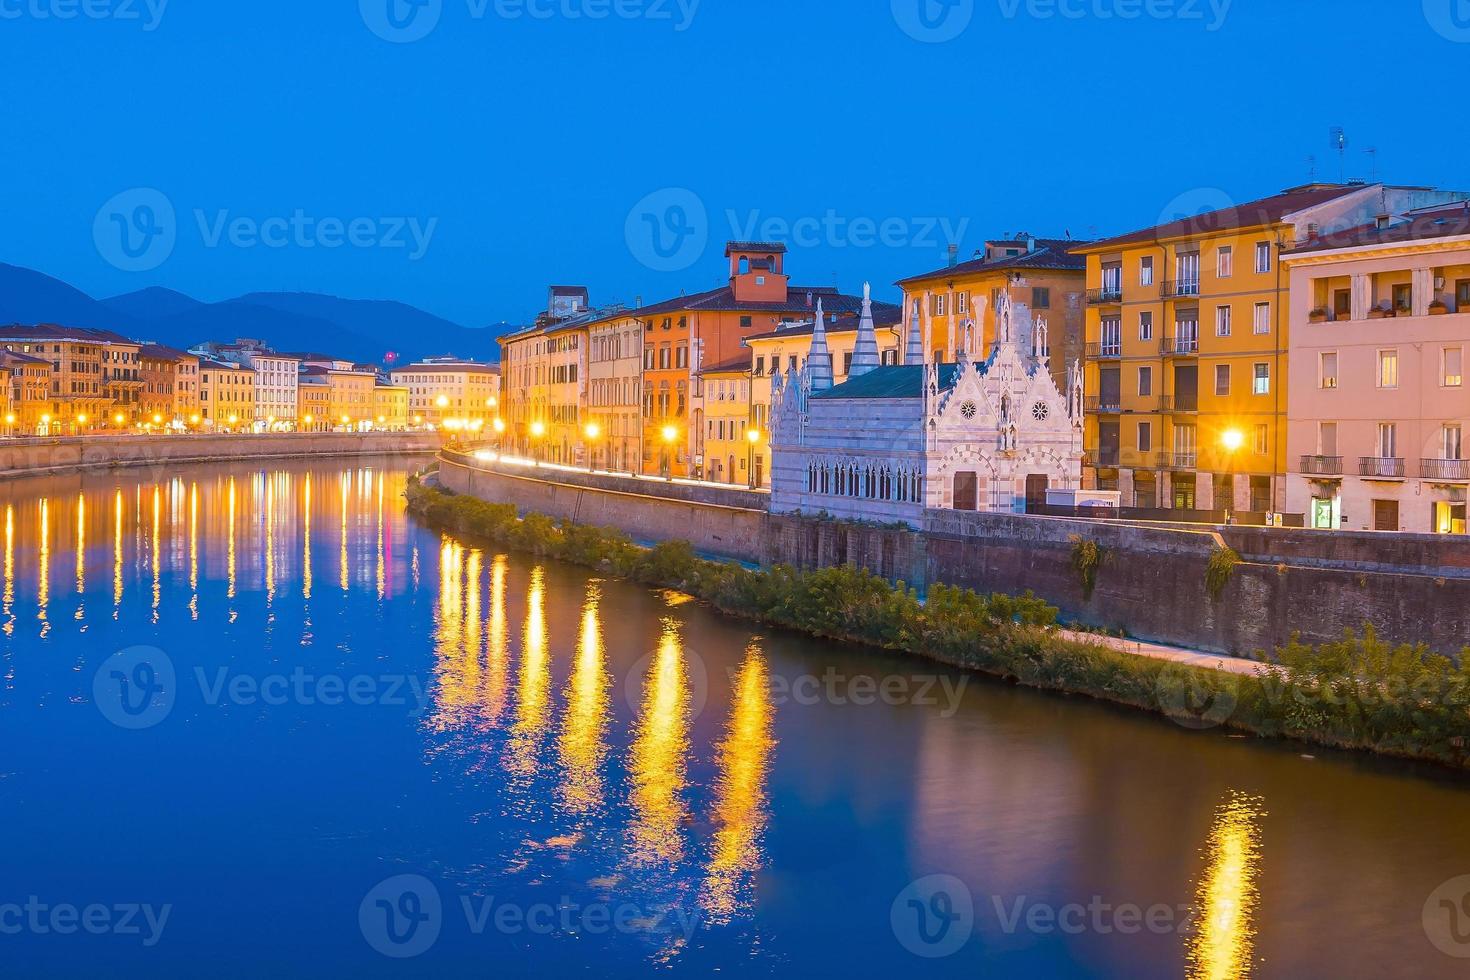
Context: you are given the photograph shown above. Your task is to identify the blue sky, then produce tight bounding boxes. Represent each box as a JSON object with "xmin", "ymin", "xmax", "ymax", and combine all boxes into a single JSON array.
[{"xmin": 2, "ymin": 0, "xmax": 1468, "ymax": 329}]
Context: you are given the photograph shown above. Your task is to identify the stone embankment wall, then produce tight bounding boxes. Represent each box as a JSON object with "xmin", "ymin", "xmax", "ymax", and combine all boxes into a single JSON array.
[
  {"xmin": 0, "ymin": 432, "xmax": 439, "ymax": 479},
  {"xmin": 438, "ymin": 453, "xmax": 1470, "ymax": 657},
  {"xmin": 438, "ymin": 453, "xmax": 766, "ymax": 563}
]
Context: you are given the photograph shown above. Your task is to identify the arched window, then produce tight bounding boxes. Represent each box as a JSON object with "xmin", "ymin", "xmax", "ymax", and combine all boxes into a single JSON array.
[{"xmin": 739, "ymin": 257, "xmax": 750, "ymax": 275}]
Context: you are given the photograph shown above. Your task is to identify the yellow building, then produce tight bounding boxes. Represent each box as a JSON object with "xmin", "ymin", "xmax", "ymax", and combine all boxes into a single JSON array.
[
  {"xmin": 740, "ymin": 308, "xmax": 904, "ymax": 488},
  {"xmin": 389, "ymin": 357, "xmax": 501, "ymax": 431},
  {"xmin": 198, "ymin": 358, "xmax": 256, "ymax": 431},
  {"xmin": 1073, "ymin": 182, "xmax": 1467, "ymax": 517},
  {"xmin": 700, "ymin": 359, "xmax": 755, "ymax": 486},
  {"xmin": 298, "ymin": 374, "xmax": 331, "ymax": 431},
  {"xmin": 372, "ymin": 382, "xmax": 410, "ymax": 430},
  {"xmin": 0, "ymin": 350, "xmax": 52, "ymax": 435},
  {"xmin": 895, "ymin": 237, "xmax": 1087, "ymax": 395},
  {"xmin": 327, "ymin": 367, "xmax": 376, "ymax": 431}
]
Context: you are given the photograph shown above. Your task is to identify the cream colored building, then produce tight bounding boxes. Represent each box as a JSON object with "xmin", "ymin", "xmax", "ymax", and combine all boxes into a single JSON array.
[
  {"xmin": 389, "ymin": 357, "xmax": 501, "ymax": 432},
  {"xmin": 587, "ymin": 312, "xmax": 644, "ymax": 472},
  {"xmin": 1285, "ymin": 202, "xmax": 1470, "ymax": 533}
]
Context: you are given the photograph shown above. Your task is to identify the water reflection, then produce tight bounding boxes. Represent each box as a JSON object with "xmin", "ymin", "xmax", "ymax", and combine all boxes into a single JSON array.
[
  {"xmin": 701, "ymin": 643, "xmax": 775, "ymax": 926},
  {"xmin": 504, "ymin": 567, "xmax": 551, "ymax": 782},
  {"xmin": 626, "ymin": 618, "xmax": 692, "ymax": 869},
  {"xmin": 556, "ymin": 583, "xmax": 609, "ymax": 819},
  {"xmin": 1186, "ymin": 792, "xmax": 1265, "ymax": 980}
]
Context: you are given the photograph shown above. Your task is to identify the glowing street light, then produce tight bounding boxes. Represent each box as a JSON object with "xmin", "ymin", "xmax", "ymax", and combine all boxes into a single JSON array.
[
  {"xmin": 660, "ymin": 424, "xmax": 679, "ymax": 480},
  {"xmin": 583, "ymin": 421, "xmax": 602, "ymax": 471},
  {"xmin": 114, "ymin": 413, "xmax": 126, "ymax": 425},
  {"xmin": 1221, "ymin": 428, "xmax": 1245, "ymax": 452},
  {"xmin": 152, "ymin": 414, "xmax": 164, "ymax": 425},
  {"xmin": 530, "ymin": 421, "xmax": 546, "ymax": 437},
  {"xmin": 492, "ymin": 418, "xmax": 506, "ymax": 434},
  {"xmin": 435, "ymin": 395, "xmax": 450, "ymax": 409},
  {"xmin": 746, "ymin": 428, "xmax": 763, "ymax": 488}
]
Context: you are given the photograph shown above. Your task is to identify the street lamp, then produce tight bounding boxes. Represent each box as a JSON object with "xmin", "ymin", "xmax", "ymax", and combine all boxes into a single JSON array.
[
  {"xmin": 113, "ymin": 413, "xmax": 125, "ymax": 427},
  {"xmin": 746, "ymin": 427, "xmax": 762, "ymax": 489},
  {"xmin": 660, "ymin": 424, "xmax": 678, "ymax": 481},
  {"xmin": 1220, "ymin": 428, "xmax": 1245, "ymax": 524},
  {"xmin": 584, "ymin": 421, "xmax": 601, "ymax": 471},
  {"xmin": 529, "ymin": 420, "xmax": 546, "ymax": 462}
]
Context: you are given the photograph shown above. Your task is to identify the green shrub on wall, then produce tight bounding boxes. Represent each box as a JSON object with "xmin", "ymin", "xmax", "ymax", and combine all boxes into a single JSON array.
[
  {"xmin": 1206, "ymin": 546, "xmax": 1241, "ymax": 601},
  {"xmin": 407, "ymin": 478, "xmax": 1470, "ymax": 770},
  {"xmin": 1069, "ymin": 535, "xmax": 1104, "ymax": 601}
]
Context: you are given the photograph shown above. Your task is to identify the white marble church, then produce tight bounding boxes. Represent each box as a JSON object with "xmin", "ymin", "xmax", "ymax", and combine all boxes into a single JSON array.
[{"xmin": 768, "ymin": 285, "xmax": 1084, "ymax": 528}]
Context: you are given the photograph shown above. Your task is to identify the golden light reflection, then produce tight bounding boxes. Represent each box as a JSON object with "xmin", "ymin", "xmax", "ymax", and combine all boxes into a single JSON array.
[
  {"xmin": 3, "ymin": 505, "xmax": 14, "ymax": 637},
  {"xmin": 301, "ymin": 474, "xmax": 312, "ymax": 600},
  {"xmin": 151, "ymin": 486, "xmax": 161, "ymax": 619},
  {"xmin": 74, "ymin": 492, "xmax": 85, "ymax": 596},
  {"xmin": 375, "ymin": 473, "xmax": 385, "ymax": 601},
  {"xmin": 188, "ymin": 483, "xmax": 199, "ymax": 619},
  {"xmin": 504, "ymin": 566, "xmax": 550, "ymax": 779},
  {"xmin": 339, "ymin": 473, "xmax": 349, "ymax": 593},
  {"xmin": 36, "ymin": 498, "xmax": 49, "ymax": 631},
  {"xmin": 484, "ymin": 555, "xmax": 509, "ymax": 727},
  {"xmin": 700, "ymin": 643, "xmax": 775, "ymax": 925},
  {"xmin": 1186, "ymin": 792, "xmax": 1265, "ymax": 980},
  {"xmin": 265, "ymin": 475, "xmax": 276, "ymax": 604},
  {"xmin": 556, "ymin": 584, "xmax": 609, "ymax": 818},
  {"xmin": 113, "ymin": 490, "xmax": 124, "ymax": 611},
  {"xmin": 226, "ymin": 477, "xmax": 237, "ymax": 601},
  {"xmin": 626, "ymin": 619, "xmax": 692, "ymax": 868}
]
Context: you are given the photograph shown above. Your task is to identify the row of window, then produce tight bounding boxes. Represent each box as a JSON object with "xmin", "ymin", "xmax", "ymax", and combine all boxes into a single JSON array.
[
  {"xmin": 805, "ymin": 462, "xmax": 925, "ymax": 504},
  {"xmin": 1101, "ymin": 242, "xmax": 1273, "ymax": 291},
  {"xmin": 916, "ymin": 288, "xmax": 1052, "ymax": 319},
  {"xmin": 706, "ymin": 418, "xmax": 750, "ymax": 442},
  {"xmin": 1097, "ymin": 303, "xmax": 1272, "ymax": 350},
  {"xmin": 643, "ymin": 345, "xmax": 690, "ymax": 371},
  {"xmin": 1318, "ymin": 347, "xmax": 1463, "ymax": 390},
  {"xmin": 1316, "ymin": 421, "xmax": 1463, "ymax": 462}
]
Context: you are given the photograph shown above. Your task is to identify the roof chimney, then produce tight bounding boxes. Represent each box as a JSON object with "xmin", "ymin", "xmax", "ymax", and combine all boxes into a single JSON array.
[{"xmin": 947, "ymin": 244, "xmax": 959, "ymax": 268}]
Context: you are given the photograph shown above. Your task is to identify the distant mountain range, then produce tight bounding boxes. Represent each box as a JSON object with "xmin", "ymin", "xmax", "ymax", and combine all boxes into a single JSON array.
[{"xmin": 0, "ymin": 263, "xmax": 502, "ymax": 366}]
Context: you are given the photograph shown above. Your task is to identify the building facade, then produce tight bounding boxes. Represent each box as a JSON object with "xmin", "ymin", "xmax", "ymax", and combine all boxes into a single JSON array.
[
  {"xmin": 770, "ymin": 291, "xmax": 1083, "ymax": 527},
  {"xmin": 205, "ymin": 340, "xmax": 300, "ymax": 429},
  {"xmin": 1284, "ymin": 203, "xmax": 1470, "ymax": 533},
  {"xmin": 390, "ymin": 357, "xmax": 502, "ymax": 432},
  {"xmin": 896, "ymin": 236, "xmax": 1086, "ymax": 395},
  {"xmin": 198, "ymin": 359, "xmax": 257, "ymax": 430},
  {"xmin": 700, "ymin": 359, "xmax": 755, "ymax": 486},
  {"xmin": 0, "ymin": 351, "xmax": 52, "ymax": 435},
  {"xmin": 373, "ymin": 381, "xmax": 410, "ymax": 430},
  {"xmin": 1074, "ymin": 182, "xmax": 1469, "ymax": 519},
  {"xmin": 587, "ymin": 313, "xmax": 644, "ymax": 472}
]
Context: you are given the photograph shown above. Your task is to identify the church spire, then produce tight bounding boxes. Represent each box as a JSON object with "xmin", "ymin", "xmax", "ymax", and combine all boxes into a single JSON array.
[
  {"xmin": 849, "ymin": 281, "xmax": 881, "ymax": 377},
  {"xmin": 904, "ymin": 298, "xmax": 924, "ymax": 365},
  {"xmin": 806, "ymin": 297, "xmax": 834, "ymax": 392}
]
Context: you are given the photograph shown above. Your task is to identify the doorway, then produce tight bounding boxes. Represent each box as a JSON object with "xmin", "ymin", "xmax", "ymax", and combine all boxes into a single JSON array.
[{"xmin": 954, "ymin": 472, "xmax": 978, "ymax": 511}]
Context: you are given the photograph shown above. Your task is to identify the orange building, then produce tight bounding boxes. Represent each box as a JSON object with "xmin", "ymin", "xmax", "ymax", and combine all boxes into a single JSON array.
[
  {"xmin": 0, "ymin": 350, "xmax": 52, "ymax": 435},
  {"xmin": 629, "ymin": 242, "xmax": 898, "ymax": 477}
]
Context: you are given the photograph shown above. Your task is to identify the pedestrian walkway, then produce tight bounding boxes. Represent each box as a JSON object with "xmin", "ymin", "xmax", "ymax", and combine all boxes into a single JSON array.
[{"xmin": 1055, "ymin": 628, "xmax": 1272, "ymax": 677}]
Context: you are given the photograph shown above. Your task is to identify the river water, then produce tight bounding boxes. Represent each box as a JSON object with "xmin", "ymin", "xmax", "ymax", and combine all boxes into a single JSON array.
[{"xmin": 2, "ymin": 458, "xmax": 1469, "ymax": 978}]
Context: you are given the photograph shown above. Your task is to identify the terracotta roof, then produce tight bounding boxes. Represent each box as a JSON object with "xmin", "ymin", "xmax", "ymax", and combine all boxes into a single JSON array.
[
  {"xmin": 725, "ymin": 241, "xmax": 787, "ymax": 255},
  {"xmin": 897, "ymin": 239, "xmax": 1087, "ymax": 285},
  {"xmin": 1284, "ymin": 204, "xmax": 1470, "ymax": 255},
  {"xmin": 393, "ymin": 360, "xmax": 499, "ymax": 373},
  {"xmin": 0, "ymin": 323, "xmax": 136, "ymax": 345},
  {"xmin": 137, "ymin": 343, "xmax": 195, "ymax": 361},
  {"xmin": 1073, "ymin": 184, "xmax": 1370, "ymax": 253},
  {"xmin": 0, "ymin": 350, "xmax": 50, "ymax": 366},
  {"xmin": 700, "ymin": 354, "xmax": 753, "ymax": 375}
]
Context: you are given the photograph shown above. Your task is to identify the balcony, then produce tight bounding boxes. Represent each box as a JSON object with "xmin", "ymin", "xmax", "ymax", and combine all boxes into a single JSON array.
[
  {"xmin": 1359, "ymin": 456, "xmax": 1406, "ymax": 479},
  {"xmin": 1158, "ymin": 395, "xmax": 1197, "ymax": 413},
  {"xmin": 1167, "ymin": 452, "xmax": 1198, "ymax": 470},
  {"xmin": 1087, "ymin": 449, "xmax": 1120, "ymax": 468},
  {"xmin": 1422, "ymin": 458, "xmax": 1470, "ymax": 481},
  {"xmin": 1161, "ymin": 336, "xmax": 1200, "ymax": 356},
  {"xmin": 1160, "ymin": 280, "xmax": 1201, "ymax": 299},
  {"xmin": 1085, "ymin": 397, "xmax": 1122, "ymax": 414},
  {"xmin": 1087, "ymin": 287, "xmax": 1123, "ymax": 305},
  {"xmin": 1085, "ymin": 342, "xmax": 1122, "ymax": 359},
  {"xmin": 1299, "ymin": 455, "xmax": 1344, "ymax": 476}
]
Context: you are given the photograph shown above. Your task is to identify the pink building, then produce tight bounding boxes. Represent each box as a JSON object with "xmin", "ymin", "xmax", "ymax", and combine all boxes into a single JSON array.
[{"xmin": 1285, "ymin": 203, "xmax": 1470, "ymax": 533}]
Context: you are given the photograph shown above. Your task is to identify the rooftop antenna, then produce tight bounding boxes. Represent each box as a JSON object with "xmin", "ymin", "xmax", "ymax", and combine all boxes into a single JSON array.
[
  {"xmin": 1306, "ymin": 154, "xmax": 1317, "ymax": 181},
  {"xmin": 1329, "ymin": 126, "xmax": 1348, "ymax": 183},
  {"xmin": 1364, "ymin": 146, "xmax": 1379, "ymax": 183}
]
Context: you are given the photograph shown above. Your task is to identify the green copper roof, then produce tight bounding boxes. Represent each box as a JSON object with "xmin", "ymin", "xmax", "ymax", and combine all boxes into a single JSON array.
[{"xmin": 809, "ymin": 364, "xmax": 963, "ymax": 400}]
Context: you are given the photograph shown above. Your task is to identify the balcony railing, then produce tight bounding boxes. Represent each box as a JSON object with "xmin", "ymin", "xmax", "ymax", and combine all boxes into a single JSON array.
[
  {"xmin": 1085, "ymin": 397, "xmax": 1122, "ymax": 414},
  {"xmin": 1168, "ymin": 452, "xmax": 1198, "ymax": 470},
  {"xmin": 1087, "ymin": 286, "xmax": 1123, "ymax": 305},
  {"xmin": 1299, "ymin": 455, "xmax": 1344, "ymax": 476},
  {"xmin": 1359, "ymin": 456, "xmax": 1406, "ymax": 478},
  {"xmin": 1422, "ymin": 458, "xmax": 1470, "ymax": 481},
  {"xmin": 1160, "ymin": 279, "xmax": 1201, "ymax": 299},
  {"xmin": 1087, "ymin": 449, "xmax": 1120, "ymax": 468},
  {"xmin": 1158, "ymin": 395, "xmax": 1198, "ymax": 413},
  {"xmin": 1086, "ymin": 342, "xmax": 1122, "ymax": 359},
  {"xmin": 1161, "ymin": 335, "xmax": 1200, "ymax": 356}
]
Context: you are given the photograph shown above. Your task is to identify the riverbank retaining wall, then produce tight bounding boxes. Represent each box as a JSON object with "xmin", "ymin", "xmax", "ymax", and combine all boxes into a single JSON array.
[
  {"xmin": 437, "ymin": 453, "xmax": 1470, "ymax": 656},
  {"xmin": 0, "ymin": 432, "xmax": 439, "ymax": 479}
]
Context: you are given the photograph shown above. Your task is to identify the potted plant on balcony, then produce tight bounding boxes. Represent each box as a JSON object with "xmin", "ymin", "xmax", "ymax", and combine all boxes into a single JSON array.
[
  {"xmin": 1368, "ymin": 302, "xmax": 1393, "ymax": 319},
  {"xmin": 1395, "ymin": 300, "xmax": 1413, "ymax": 316},
  {"xmin": 1429, "ymin": 299, "xmax": 1450, "ymax": 316},
  {"xmin": 1308, "ymin": 307, "xmax": 1329, "ymax": 323}
]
